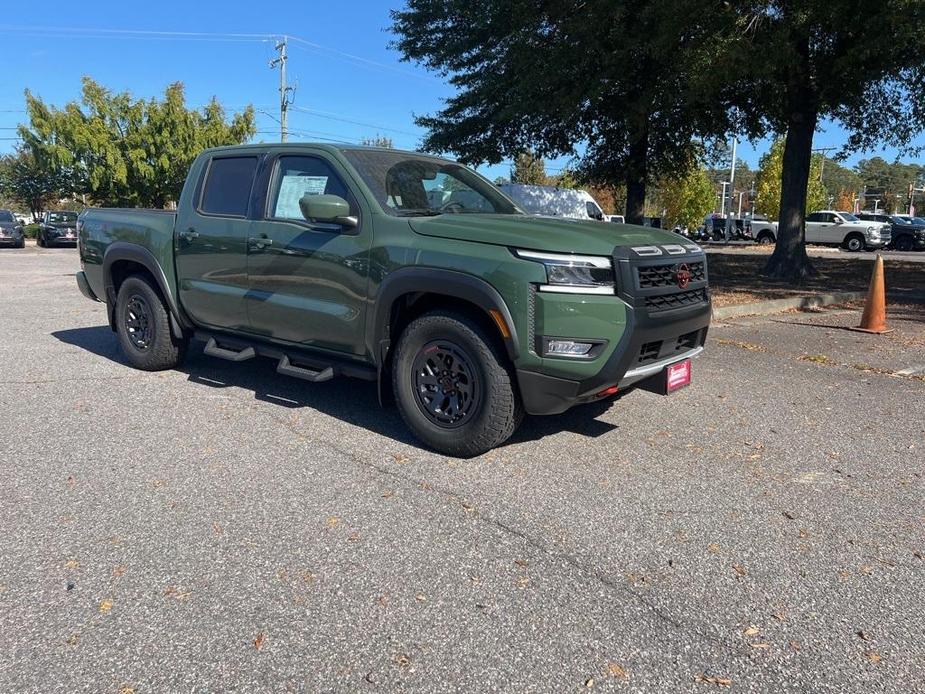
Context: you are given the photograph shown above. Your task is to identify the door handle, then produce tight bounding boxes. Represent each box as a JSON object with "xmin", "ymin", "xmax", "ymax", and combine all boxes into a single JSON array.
[
  {"xmin": 179, "ymin": 228, "xmax": 199, "ymax": 242},
  {"xmin": 249, "ymin": 236, "xmax": 273, "ymax": 250}
]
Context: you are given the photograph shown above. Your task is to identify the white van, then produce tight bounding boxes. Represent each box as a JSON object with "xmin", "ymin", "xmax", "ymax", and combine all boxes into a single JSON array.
[{"xmin": 498, "ymin": 184, "xmax": 606, "ymax": 221}]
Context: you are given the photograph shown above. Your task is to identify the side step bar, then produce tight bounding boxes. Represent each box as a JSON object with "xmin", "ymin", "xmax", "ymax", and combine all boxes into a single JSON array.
[
  {"xmin": 194, "ymin": 331, "xmax": 376, "ymax": 384},
  {"xmin": 276, "ymin": 355, "xmax": 333, "ymax": 383},
  {"xmin": 204, "ymin": 337, "xmax": 256, "ymax": 362}
]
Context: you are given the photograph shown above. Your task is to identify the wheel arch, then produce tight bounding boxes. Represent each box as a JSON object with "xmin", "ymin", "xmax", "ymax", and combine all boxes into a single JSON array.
[{"xmin": 103, "ymin": 243, "xmax": 189, "ymax": 337}]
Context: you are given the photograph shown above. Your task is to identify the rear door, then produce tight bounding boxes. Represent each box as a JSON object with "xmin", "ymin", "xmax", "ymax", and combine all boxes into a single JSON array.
[
  {"xmin": 174, "ymin": 154, "xmax": 259, "ymax": 331},
  {"xmin": 244, "ymin": 151, "xmax": 372, "ymax": 355},
  {"xmin": 805, "ymin": 212, "xmax": 832, "ymax": 244}
]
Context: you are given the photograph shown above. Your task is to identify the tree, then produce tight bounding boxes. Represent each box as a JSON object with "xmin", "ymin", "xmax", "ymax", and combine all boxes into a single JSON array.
[
  {"xmin": 835, "ymin": 189, "xmax": 856, "ymax": 212},
  {"xmin": 722, "ymin": 1, "xmax": 925, "ymax": 280},
  {"xmin": 19, "ymin": 77, "xmax": 256, "ymax": 207},
  {"xmin": 360, "ymin": 134, "xmax": 394, "ymax": 148},
  {"xmin": 660, "ymin": 165, "xmax": 715, "ymax": 230},
  {"xmin": 754, "ymin": 139, "xmax": 827, "ymax": 220},
  {"xmin": 855, "ymin": 157, "xmax": 925, "ymax": 212},
  {"xmin": 510, "ymin": 151, "xmax": 547, "ymax": 185},
  {"xmin": 0, "ymin": 147, "xmax": 72, "ymax": 219},
  {"xmin": 391, "ymin": 0, "xmax": 733, "ymax": 224}
]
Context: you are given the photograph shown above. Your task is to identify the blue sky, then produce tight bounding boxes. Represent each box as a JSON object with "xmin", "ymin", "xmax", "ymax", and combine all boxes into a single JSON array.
[{"xmin": 0, "ymin": 0, "xmax": 922, "ymax": 184}]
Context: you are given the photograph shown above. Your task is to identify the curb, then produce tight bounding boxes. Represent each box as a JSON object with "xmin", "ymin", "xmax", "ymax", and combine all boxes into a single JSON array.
[{"xmin": 712, "ymin": 291, "xmax": 866, "ymax": 320}]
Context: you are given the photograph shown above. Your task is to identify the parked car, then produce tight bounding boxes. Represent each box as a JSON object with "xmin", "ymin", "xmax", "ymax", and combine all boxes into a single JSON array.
[
  {"xmin": 37, "ymin": 210, "xmax": 79, "ymax": 247},
  {"xmin": 857, "ymin": 212, "xmax": 925, "ymax": 252},
  {"xmin": 497, "ymin": 183, "xmax": 607, "ymax": 221},
  {"xmin": 0, "ymin": 209, "xmax": 25, "ymax": 248},
  {"xmin": 745, "ymin": 214, "xmax": 778, "ymax": 244},
  {"xmin": 704, "ymin": 214, "xmax": 746, "ymax": 240},
  {"xmin": 607, "ymin": 215, "xmax": 626, "ymax": 224},
  {"xmin": 804, "ymin": 211, "xmax": 890, "ymax": 251},
  {"xmin": 894, "ymin": 214, "xmax": 925, "ymax": 226},
  {"xmin": 76, "ymin": 143, "xmax": 711, "ymax": 456}
]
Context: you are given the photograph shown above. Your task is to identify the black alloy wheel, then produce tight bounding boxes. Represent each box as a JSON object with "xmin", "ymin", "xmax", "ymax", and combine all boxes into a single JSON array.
[
  {"xmin": 411, "ymin": 341, "xmax": 481, "ymax": 428},
  {"xmin": 123, "ymin": 294, "xmax": 154, "ymax": 351}
]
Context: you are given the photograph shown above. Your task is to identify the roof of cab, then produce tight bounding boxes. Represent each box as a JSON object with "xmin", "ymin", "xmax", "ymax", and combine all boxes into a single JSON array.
[{"xmin": 199, "ymin": 142, "xmax": 434, "ymax": 157}]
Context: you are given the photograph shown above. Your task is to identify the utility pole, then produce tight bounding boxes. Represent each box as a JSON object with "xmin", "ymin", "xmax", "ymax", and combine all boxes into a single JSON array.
[
  {"xmin": 812, "ymin": 147, "xmax": 836, "ymax": 184},
  {"xmin": 725, "ymin": 135, "xmax": 737, "ymax": 240},
  {"xmin": 910, "ymin": 182, "xmax": 925, "ymax": 215},
  {"xmin": 270, "ymin": 37, "xmax": 294, "ymax": 142}
]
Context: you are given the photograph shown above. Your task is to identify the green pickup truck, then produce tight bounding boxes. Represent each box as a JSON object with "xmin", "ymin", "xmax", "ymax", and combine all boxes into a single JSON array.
[{"xmin": 76, "ymin": 144, "xmax": 710, "ymax": 456}]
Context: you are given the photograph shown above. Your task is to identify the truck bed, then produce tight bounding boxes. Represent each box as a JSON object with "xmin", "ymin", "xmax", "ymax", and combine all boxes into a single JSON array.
[{"xmin": 79, "ymin": 208, "xmax": 178, "ymax": 305}]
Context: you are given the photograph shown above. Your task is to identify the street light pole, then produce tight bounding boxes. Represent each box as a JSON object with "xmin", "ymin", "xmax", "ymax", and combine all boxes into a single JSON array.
[{"xmin": 270, "ymin": 37, "xmax": 293, "ymax": 142}]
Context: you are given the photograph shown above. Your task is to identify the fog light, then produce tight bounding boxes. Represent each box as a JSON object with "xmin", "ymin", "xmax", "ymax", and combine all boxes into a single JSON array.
[
  {"xmin": 596, "ymin": 385, "xmax": 619, "ymax": 398},
  {"xmin": 546, "ymin": 340, "xmax": 594, "ymax": 356}
]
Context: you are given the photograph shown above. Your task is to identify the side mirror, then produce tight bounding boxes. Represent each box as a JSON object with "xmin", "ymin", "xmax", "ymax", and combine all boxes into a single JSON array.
[{"xmin": 299, "ymin": 194, "xmax": 357, "ymax": 229}]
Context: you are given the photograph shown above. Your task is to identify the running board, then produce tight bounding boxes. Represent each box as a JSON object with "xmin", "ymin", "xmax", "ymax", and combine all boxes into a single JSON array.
[
  {"xmin": 204, "ymin": 337, "xmax": 256, "ymax": 362},
  {"xmin": 276, "ymin": 355, "xmax": 334, "ymax": 383}
]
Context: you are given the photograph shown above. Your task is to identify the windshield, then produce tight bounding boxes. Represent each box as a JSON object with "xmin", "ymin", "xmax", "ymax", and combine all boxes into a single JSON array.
[
  {"xmin": 341, "ymin": 149, "xmax": 520, "ymax": 217},
  {"xmin": 892, "ymin": 216, "xmax": 911, "ymax": 224},
  {"xmin": 839, "ymin": 212, "xmax": 859, "ymax": 222},
  {"xmin": 0, "ymin": 210, "xmax": 14, "ymax": 223},
  {"xmin": 914, "ymin": 217, "xmax": 925, "ymax": 225},
  {"xmin": 47, "ymin": 211, "xmax": 77, "ymax": 224}
]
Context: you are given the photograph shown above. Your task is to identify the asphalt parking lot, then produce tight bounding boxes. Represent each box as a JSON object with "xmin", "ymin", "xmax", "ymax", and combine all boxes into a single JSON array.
[{"xmin": 1, "ymin": 245, "xmax": 923, "ymax": 693}]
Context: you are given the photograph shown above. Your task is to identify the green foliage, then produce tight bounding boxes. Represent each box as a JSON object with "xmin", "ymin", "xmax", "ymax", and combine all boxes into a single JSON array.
[
  {"xmin": 360, "ymin": 135, "xmax": 394, "ymax": 148},
  {"xmin": 855, "ymin": 157, "xmax": 925, "ymax": 211},
  {"xmin": 660, "ymin": 166, "xmax": 715, "ymax": 230},
  {"xmin": 391, "ymin": 0, "xmax": 734, "ymax": 221},
  {"xmin": 19, "ymin": 77, "xmax": 256, "ymax": 207},
  {"xmin": 0, "ymin": 147, "xmax": 72, "ymax": 218},
  {"xmin": 510, "ymin": 152, "xmax": 547, "ymax": 185},
  {"xmin": 754, "ymin": 140, "xmax": 827, "ymax": 219}
]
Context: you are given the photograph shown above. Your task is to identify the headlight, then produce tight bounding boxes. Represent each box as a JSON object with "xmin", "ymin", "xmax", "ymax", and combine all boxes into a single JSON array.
[
  {"xmin": 866, "ymin": 226, "xmax": 879, "ymax": 236},
  {"xmin": 514, "ymin": 249, "xmax": 615, "ymax": 294}
]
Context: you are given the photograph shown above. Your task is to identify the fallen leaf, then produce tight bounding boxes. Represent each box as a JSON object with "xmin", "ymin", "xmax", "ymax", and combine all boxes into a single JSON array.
[
  {"xmin": 732, "ymin": 564, "xmax": 747, "ymax": 577},
  {"xmin": 707, "ymin": 543, "xmax": 721, "ymax": 554},
  {"xmin": 751, "ymin": 643, "xmax": 770, "ymax": 649},
  {"xmin": 694, "ymin": 674, "xmax": 732, "ymax": 686},
  {"xmin": 859, "ymin": 565, "xmax": 873, "ymax": 575},
  {"xmin": 151, "ymin": 479, "xmax": 166, "ymax": 488},
  {"xmin": 393, "ymin": 652, "xmax": 411, "ymax": 669},
  {"xmin": 798, "ymin": 528, "xmax": 808, "ymax": 538},
  {"xmin": 461, "ymin": 500, "xmax": 474, "ymax": 512},
  {"xmin": 857, "ymin": 630, "xmax": 870, "ymax": 641},
  {"xmin": 376, "ymin": 595, "xmax": 389, "ymax": 608},
  {"xmin": 381, "ymin": 490, "xmax": 395, "ymax": 499},
  {"xmin": 325, "ymin": 516, "xmax": 340, "ymax": 528},
  {"xmin": 743, "ymin": 625, "xmax": 760, "ymax": 636},
  {"xmin": 517, "ymin": 576, "xmax": 531, "ymax": 588},
  {"xmin": 164, "ymin": 585, "xmax": 191, "ymax": 601},
  {"xmin": 99, "ymin": 599, "xmax": 113, "ymax": 613},
  {"xmin": 254, "ymin": 632, "xmax": 266, "ymax": 651},
  {"xmin": 391, "ymin": 453, "xmax": 409, "ymax": 464},
  {"xmin": 348, "ymin": 532, "xmax": 360, "ymax": 542},
  {"xmin": 65, "ymin": 634, "xmax": 79, "ymax": 646},
  {"xmin": 782, "ymin": 511, "xmax": 796, "ymax": 520},
  {"xmin": 514, "ymin": 558, "xmax": 529, "ymax": 568},
  {"xmin": 789, "ymin": 641, "xmax": 801, "ymax": 651},
  {"xmin": 120, "ymin": 687, "xmax": 135, "ymax": 694},
  {"xmin": 415, "ymin": 593, "xmax": 427, "ymax": 602},
  {"xmin": 865, "ymin": 650, "xmax": 882, "ymax": 663},
  {"xmin": 66, "ymin": 475, "xmax": 76, "ymax": 487},
  {"xmin": 112, "ymin": 565, "xmax": 126, "ymax": 578},
  {"xmin": 585, "ymin": 677, "xmax": 595, "ymax": 688},
  {"xmin": 607, "ymin": 662, "xmax": 629, "ymax": 679},
  {"xmin": 64, "ymin": 559, "xmax": 79, "ymax": 569},
  {"xmin": 302, "ymin": 571, "xmax": 317, "ymax": 583},
  {"xmin": 212, "ymin": 522, "xmax": 223, "ymax": 535}
]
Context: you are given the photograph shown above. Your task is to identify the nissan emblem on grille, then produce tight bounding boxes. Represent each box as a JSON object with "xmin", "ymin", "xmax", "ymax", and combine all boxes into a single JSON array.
[{"xmin": 674, "ymin": 263, "xmax": 692, "ymax": 289}]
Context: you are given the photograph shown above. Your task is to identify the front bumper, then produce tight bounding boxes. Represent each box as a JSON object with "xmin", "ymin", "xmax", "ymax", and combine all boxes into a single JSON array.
[
  {"xmin": 0, "ymin": 236, "xmax": 22, "ymax": 245},
  {"xmin": 516, "ymin": 246, "xmax": 711, "ymax": 415},
  {"xmin": 46, "ymin": 235, "xmax": 78, "ymax": 245}
]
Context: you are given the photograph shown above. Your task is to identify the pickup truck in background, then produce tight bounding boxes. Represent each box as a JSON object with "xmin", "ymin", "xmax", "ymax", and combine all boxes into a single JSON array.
[
  {"xmin": 76, "ymin": 144, "xmax": 711, "ymax": 456},
  {"xmin": 749, "ymin": 211, "xmax": 891, "ymax": 251}
]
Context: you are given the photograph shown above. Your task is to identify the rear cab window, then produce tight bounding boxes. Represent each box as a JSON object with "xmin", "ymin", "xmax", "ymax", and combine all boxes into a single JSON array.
[{"xmin": 200, "ymin": 156, "xmax": 259, "ymax": 217}]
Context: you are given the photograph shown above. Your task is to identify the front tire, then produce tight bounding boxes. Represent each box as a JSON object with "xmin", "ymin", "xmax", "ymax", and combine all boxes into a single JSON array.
[
  {"xmin": 392, "ymin": 311, "xmax": 522, "ymax": 457},
  {"xmin": 844, "ymin": 234, "xmax": 865, "ymax": 252},
  {"xmin": 894, "ymin": 235, "xmax": 913, "ymax": 252},
  {"xmin": 115, "ymin": 275, "xmax": 187, "ymax": 371}
]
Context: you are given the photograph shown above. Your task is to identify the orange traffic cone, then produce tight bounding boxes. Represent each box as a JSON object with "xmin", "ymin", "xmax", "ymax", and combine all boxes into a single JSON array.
[{"xmin": 851, "ymin": 254, "xmax": 891, "ymax": 334}]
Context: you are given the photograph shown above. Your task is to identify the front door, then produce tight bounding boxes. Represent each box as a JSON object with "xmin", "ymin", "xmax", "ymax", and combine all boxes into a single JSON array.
[
  {"xmin": 175, "ymin": 154, "xmax": 258, "ymax": 331},
  {"xmin": 245, "ymin": 152, "xmax": 371, "ymax": 356},
  {"xmin": 804, "ymin": 212, "xmax": 833, "ymax": 244}
]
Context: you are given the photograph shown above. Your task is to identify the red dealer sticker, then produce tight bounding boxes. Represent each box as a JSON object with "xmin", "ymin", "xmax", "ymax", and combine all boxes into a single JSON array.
[{"xmin": 666, "ymin": 359, "xmax": 692, "ymax": 393}]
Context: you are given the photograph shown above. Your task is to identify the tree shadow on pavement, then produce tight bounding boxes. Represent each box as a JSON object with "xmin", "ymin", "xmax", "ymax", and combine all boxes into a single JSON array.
[{"xmin": 52, "ymin": 325, "xmax": 619, "ymax": 453}]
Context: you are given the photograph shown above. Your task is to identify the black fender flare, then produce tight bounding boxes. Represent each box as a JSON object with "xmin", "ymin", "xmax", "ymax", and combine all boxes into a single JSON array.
[
  {"xmin": 102, "ymin": 242, "xmax": 190, "ymax": 336},
  {"xmin": 370, "ymin": 267, "xmax": 520, "ymax": 367}
]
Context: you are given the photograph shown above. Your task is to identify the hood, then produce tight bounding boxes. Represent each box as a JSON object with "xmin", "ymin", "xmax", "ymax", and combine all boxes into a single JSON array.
[
  {"xmin": 0, "ymin": 221, "xmax": 18, "ymax": 231},
  {"xmin": 408, "ymin": 214, "xmax": 687, "ymax": 255}
]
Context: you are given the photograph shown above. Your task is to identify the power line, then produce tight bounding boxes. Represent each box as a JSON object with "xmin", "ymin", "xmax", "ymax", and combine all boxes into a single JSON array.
[
  {"xmin": 286, "ymin": 36, "xmax": 441, "ymax": 84},
  {"xmin": 288, "ymin": 105, "xmax": 421, "ymax": 137}
]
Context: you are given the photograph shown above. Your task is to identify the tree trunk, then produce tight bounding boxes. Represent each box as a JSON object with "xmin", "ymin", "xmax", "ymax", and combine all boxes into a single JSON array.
[
  {"xmin": 624, "ymin": 115, "xmax": 649, "ymax": 225},
  {"xmin": 762, "ymin": 39, "xmax": 819, "ymax": 281}
]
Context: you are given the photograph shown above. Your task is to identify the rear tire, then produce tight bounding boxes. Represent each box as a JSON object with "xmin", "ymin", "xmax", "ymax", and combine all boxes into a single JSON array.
[
  {"xmin": 115, "ymin": 275, "xmax": 187, "ymax": 371},
  {"xmin": 37, "ymin": 234, "xmax": 44, "ymax": 248},
  {"xmin": 392, "ymin": 311, "xmax": 522, "ymax": 457},
  {"xmin": 757, "ymin": 232, "xmax": 774, "ymax": 245},
  {"xmin": 844, "ymin": 234, "xmax": 865, "ymax": 252}
]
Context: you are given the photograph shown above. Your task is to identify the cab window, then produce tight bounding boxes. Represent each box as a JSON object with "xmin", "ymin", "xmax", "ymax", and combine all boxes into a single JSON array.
[
  {"xmin": 200, "ymin": 156, "xmax": 258, "ymax": 217},
  {"xmin": 268, "ymin": 156, "xmax": 357, "ymax": 220}
]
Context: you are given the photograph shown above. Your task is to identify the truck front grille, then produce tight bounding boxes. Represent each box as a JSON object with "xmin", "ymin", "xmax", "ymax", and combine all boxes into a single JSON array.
[
  {"xmin": 644, "ymin": 288, "xmax": 709, "ymax": 312},
  {"xmin": 636, "ymin": 261, "xmax": 705, "ymax": 289}
]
